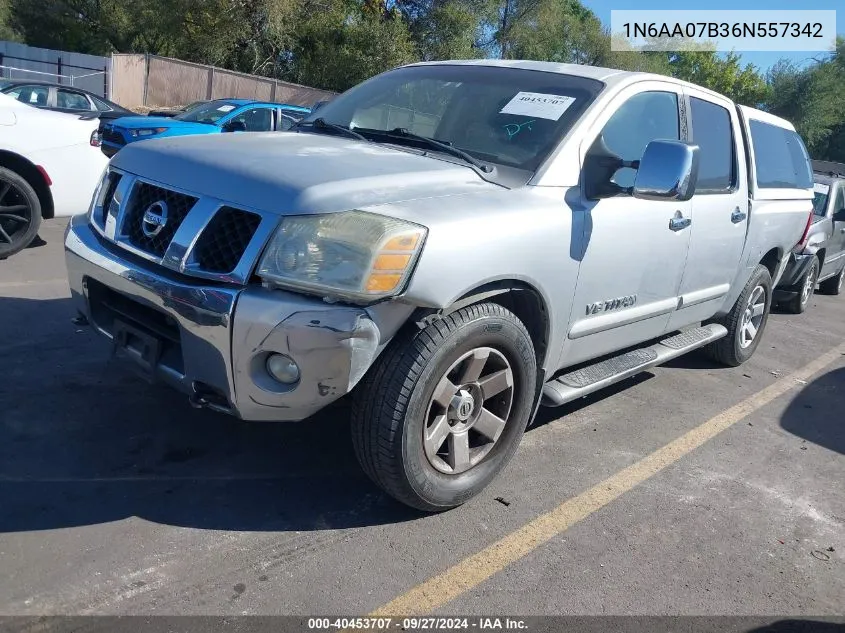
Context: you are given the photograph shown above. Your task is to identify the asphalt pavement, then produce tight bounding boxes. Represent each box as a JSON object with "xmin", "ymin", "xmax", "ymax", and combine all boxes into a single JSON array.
[{"xmin": 1, "ymin": 218, "xmax": 843, "ymax": 621}]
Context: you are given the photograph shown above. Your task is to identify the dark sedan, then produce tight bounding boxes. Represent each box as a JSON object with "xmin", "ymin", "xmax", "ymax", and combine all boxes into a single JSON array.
[{"xmin": 0, "ymin": 79, "xmax": 134, "ymax": 121}]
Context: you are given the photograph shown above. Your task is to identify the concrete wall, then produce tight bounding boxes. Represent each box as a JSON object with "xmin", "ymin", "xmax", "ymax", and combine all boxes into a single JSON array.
[{"xmin": 111, "ymin": 54, "xmax": 335, "ymax": 109}]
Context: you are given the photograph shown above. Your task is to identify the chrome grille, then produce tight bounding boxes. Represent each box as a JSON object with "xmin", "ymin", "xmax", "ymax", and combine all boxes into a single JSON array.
[
  {"xmin": 92, "ymin": 172, "xmax": 278, "ymax": 286},
  {"xmin": 99, "ymin": 172, "xmax": 122, "ymax": 225},
  {"xmin": 124, "ymin": 182, "xmax": 197, "ymax": 257},
  {"xmin": 192, "ymin": 207, "xmax": 262, "ymax": 274}
]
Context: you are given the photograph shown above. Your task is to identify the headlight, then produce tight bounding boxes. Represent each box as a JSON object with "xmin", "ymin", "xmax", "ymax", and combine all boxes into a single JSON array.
[
  {"xmin": 129, "ymin": 127, "xmax": 167, "ymax": 137},
  {"xmin": 257, "ymin": 211, "xmax": 427, "ymax": 302}
]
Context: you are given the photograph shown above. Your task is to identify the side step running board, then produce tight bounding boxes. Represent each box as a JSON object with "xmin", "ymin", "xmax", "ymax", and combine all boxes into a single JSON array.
[{"xmin": 541, "ymin": 323, "xmax": 728, "ymax": 407}]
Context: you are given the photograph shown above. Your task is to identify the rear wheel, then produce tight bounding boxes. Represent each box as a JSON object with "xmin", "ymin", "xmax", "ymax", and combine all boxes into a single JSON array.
[
  {"xmin": 351, "ymin": 303, "xmax": 537, "ymax": 512},
  {"xmin": 703, "ymin": 265, "xmax": 772, "ymax": 367},
  {"xmin": 784, "ymin": 256, "xmax": 818, "ymax": 314},
  {"xmin": 818, "ymin": 263, "xmax": 844, "ymax": 296},
  {"xmin": 0, "ymin": 166, "xmax": 41, "ymax": 260}
]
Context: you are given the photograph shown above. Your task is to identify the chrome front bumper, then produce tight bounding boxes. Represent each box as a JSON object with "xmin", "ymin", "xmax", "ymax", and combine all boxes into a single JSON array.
[{"xmin": 65, "ymin": 215, "xmax": 411, "ymax": 421}]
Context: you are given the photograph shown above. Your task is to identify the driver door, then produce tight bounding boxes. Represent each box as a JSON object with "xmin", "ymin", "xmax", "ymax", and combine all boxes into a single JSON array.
[{"xmin": 562, "ymin": 85, "xmax": 692, "ymax": 366}]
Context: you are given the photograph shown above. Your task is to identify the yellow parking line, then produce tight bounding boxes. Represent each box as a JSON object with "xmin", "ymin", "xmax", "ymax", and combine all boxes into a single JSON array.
[{"xmin": 371, "ymin": 343, "xmax": 845, "ymax": 616}]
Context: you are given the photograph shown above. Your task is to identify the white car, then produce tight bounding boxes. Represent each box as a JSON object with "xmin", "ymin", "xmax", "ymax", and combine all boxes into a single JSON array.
[{"xmin": 1, "ymin": 93, "xmax": 108, "ymax": 259}]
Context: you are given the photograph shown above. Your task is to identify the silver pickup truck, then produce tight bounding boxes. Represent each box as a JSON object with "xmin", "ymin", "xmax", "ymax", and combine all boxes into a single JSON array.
[{"xmin": 65, "ymin": 60, "xmax": 814, "ymax": 511}]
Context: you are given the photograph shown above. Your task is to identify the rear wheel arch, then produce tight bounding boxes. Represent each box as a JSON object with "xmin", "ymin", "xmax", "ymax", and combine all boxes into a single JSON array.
[
  {"xmin": 0, "ymin": 151, "xmax": 54, "ymax": 219},
  {"xmin": 759, "ymin": 247, "xmax": 782, "ymax": 280}
]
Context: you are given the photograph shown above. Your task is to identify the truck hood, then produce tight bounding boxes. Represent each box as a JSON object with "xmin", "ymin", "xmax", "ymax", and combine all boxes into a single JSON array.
[
  {"xmin": 109, "ymin": 131, "xmax": 499, "ymax": 213},
  {"xmin": 110, "ymin": 115, "xmax": 216, "ymax": 132}
]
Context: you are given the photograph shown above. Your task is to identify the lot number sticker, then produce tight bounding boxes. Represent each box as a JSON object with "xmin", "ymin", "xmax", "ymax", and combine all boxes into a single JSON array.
[
  {"xmin": 499, "ymin": 92, "xmax": 576, "ymax": 120},
  {"xmin": 814, "ymin": 182, "xmax": 830, "ymax": 195}
]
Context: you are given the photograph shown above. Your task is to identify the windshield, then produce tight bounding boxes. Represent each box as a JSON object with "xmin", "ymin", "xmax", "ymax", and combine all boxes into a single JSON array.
[
  {"xmin": 302, "ymin": 64, "xmax": 603, "ymax": 172},
  {"xmin": 813, "ymin": 181, "xmax": 830, "ymax": 216},
  {"xmin": 174, "ymin": 100, "xmax": 240, "ymax": 124}
]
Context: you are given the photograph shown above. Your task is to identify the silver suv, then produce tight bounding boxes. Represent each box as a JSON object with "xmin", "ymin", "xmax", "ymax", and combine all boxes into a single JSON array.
[
  {"xmin": 774, "ymin": 160, "xmax": 845, "ymax": 312},
  {"xmin": 65, "ymin": 61, "xmax": 814, "ymax": 511}
]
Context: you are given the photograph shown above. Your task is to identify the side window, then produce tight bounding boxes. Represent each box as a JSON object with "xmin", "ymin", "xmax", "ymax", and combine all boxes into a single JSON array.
[
  {"xmin": 90, "ymin": 95, "xmax": 114, "ymax": 112},
  {"xmin": 228, "ymin": 107, "xmax": 273, "ymax": 132},
  {"xmin": 9, "ymin": 85, "xmax": 49, "ymax": 106},
  {"xmin": 835, "ymin": 187, "xmax": 845, "ymax": 216},
  {"xmin": 278, "ymin": 114, "xmax": 297, "ymax": 131},
  {"xmin": 812, "ymin": 183, "xmax": 830, "ymax": 216},
  {"xmin": 749, "ymin": 120, "xmax": 813, "ymax": 189},
  {"xmin": 590, "ymin": 91, "xmax": 680, "ymax": 190},
  {"xmin": 57, "ymin": 89, "xmax": 93, "ymax": 110},
  {"xmin": 690, "ymin": 97, "xmax": 735, "ymax": 192}
]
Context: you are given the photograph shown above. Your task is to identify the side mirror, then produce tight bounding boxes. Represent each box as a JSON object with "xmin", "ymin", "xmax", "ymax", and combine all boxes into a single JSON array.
[
  {"xmin": 223, "ymin": 120, "xmax": 247, "ymax": 133},
  {"xmin": 632, "ymin": 140, "xmax": 700, "ymax": 202}
]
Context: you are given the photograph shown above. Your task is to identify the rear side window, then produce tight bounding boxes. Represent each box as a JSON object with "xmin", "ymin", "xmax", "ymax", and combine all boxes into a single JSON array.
[
  {"xmin": 749, "ymin": 120, "xmax": 812, "ymax": 189},
  {"xmin": 812, "ymin": 182, "xmax": 830, "ymax": 216},
  {"xmin": 690, "ymin": 97, "xmax": 735, "ymax": 192}
]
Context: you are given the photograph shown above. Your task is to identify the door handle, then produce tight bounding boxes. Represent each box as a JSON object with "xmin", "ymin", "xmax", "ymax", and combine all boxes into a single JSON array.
[
  {"xmin": 731, "ymin": 208, "xmax": 747, "ymax": 224},
  {"xmin": 669, "ymin": 212, "xmax": 691, "ymax": 232}
]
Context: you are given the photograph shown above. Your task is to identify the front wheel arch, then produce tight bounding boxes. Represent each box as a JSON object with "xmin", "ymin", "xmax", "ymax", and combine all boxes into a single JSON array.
[{"xmin": 0, "ymin": 151, "xmax": 54, "ymax": 219}]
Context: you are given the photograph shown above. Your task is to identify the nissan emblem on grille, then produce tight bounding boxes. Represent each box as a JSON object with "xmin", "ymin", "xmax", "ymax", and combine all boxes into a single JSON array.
[{"xmin": 142, "ymin": 201, "xmax": 169, "ymax": 238}]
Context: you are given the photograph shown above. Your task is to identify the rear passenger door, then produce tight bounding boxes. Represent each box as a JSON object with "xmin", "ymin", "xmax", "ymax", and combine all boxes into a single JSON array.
[{"xmin": 669, "ymin": 89, "xmax": 748, "ymax": 329}]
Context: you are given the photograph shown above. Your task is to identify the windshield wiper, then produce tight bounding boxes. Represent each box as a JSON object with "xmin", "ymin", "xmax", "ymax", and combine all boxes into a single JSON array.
[
  {"xmin": 295, "ymin": 117, "xmax": 368, "ymax": 141},
  {"xmin": 367, "ymin": 127, "xmax": 493, "ymax": 173}
]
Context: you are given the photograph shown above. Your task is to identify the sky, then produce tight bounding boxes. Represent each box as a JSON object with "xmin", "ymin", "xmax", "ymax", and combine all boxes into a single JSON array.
[{"xmin": 583, "ymin": 0, "xmax": 843, "ymax": 73}]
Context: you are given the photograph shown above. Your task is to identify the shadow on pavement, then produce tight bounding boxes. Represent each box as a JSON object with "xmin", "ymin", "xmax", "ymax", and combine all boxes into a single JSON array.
[
  {"xmin": 0, "ymin": 297, "xmax": 419, "ymax": 534},
  {"xmin": 745, "ymin": 619, "xmax": 845, "ymax": 632},
  {"xmin": 780, "ymin": 366, "xmax": 845, "ymax": 455}
]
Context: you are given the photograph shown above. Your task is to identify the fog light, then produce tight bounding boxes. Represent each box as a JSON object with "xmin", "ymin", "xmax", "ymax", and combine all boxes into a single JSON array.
[{"xmin": 266, "ymin": 354, "xmax": 300, "ymax": 384}]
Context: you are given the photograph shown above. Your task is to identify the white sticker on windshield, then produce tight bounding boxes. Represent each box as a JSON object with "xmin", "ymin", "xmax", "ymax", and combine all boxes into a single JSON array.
[
  {"xmin": 217, "ymin": 105, "xmax": 236, "ymax": 113},
  {"xmin": 499, "ymin": 92, "xmax": 576, "ymax": 120},
  {"xmin": 814, "ymin": 182, "xmax": 830, "ymax": 195}
]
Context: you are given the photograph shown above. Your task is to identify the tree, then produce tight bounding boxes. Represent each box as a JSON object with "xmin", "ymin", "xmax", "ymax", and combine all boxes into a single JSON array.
[
  {"xmin": 0, "ymin": 0, "xmax": 21, "ymax": 41},
  {"xmin": 283, "ymin": 0, "xmax": 418, "ymax": 92},
  {"xmin": 666, "ymin": 50, "xmax": 769, "ymax": 106}
]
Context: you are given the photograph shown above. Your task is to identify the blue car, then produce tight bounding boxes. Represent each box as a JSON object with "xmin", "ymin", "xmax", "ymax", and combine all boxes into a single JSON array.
[{"xmin": 99, "ymin": 99, "xmax": 310, "ymax": 157}]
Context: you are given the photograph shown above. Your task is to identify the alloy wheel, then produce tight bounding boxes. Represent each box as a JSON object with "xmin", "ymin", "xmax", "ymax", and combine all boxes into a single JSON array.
[
  {"xmin": 423, "ymin": 347, "xmax": 515, "ymax": 475},
  {"xmin": 739, "ymin": 285, "xmax": 766, "ymax": 349},
  {"xmin": 0, "ymin": 178, "xmax": 33, "ymax": 249}
]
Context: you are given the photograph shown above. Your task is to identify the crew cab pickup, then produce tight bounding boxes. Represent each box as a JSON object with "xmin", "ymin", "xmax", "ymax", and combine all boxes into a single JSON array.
[{"xmin": 65, "ymin": 60, "xmax": 814, "ymax": 511}]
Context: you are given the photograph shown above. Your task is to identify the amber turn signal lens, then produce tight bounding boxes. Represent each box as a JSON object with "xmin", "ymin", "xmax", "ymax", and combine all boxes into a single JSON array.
[
  {"xmin": 373, "ymin": 253, "xmax": 412, "ymax": 270},
  {"xmin": 365, "ymin": 273, "xmax": 402, "ymax": 293}
]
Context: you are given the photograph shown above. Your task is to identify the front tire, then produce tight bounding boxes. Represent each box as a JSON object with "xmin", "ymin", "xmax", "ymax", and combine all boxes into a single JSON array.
[
  {"xmin": 818, "ymin": 263, "xmax": 845, "ymax": 296},
  {"xmin": 0, "ymin": 166, "xmax": 42, "ymax": 260},
  {"xmin": 784, "ymin": 256, "xmax": 818, "ymax": 314},
  {"xmin": 703, "ymin": 264, "xmax": 772, "ymax": 367},
  {"xmin": 351, "ymin": 303, "xmax": 537, "ymax": 512}
]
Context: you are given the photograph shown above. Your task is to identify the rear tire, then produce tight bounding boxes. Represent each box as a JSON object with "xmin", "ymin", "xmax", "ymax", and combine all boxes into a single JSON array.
[
  {"xmin": 703, "ymin": 265, "xmax": 772, "ymax": 367},
  {"xmin": 818, "ymin": 263, "xmax": 844, "ymax": 296},
  {"xmin": 784, "ymin": 256, "xmax": 818, "ymax": 314},
  {"xmin": 0, "ymin": 166, "xmax": 42, "ymax": 260},
  {"xmin": 351, "ymin": 303, "xmax": 537, "ymax": 512}
]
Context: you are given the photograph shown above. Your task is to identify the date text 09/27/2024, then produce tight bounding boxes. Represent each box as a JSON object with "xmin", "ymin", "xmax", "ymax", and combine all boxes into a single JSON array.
[{"xmin": 306, "ymin": 617, "xmax": 528, "ymax": 630}]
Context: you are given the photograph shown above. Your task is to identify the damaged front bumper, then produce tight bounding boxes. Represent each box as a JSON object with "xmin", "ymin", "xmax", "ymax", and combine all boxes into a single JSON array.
[{"xmin": 64, "ymin": 215, "xmax": 413, "ymax": 421}]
